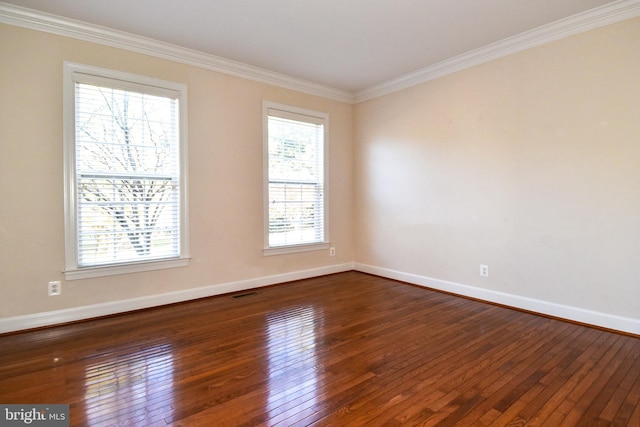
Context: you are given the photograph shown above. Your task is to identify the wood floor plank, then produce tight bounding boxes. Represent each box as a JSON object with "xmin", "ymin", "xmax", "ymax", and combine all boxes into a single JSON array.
[
  {"xmin": 0, "ymin": 271, "xmax": 638, "ymax": 426},
  {"xmin": 299, "ymin": 303, "xmax": 531, "ymax": 425},
  {"xmin": 612, "ymin": 362, "xmax": 640, "ymax": 425},
  {"xmin": 591, "ymin": 341, "xmax": 640, "ymax": 423},
  {"xmin": 557, "ymin": 335, "xmax": 629, "ymax": 426}
]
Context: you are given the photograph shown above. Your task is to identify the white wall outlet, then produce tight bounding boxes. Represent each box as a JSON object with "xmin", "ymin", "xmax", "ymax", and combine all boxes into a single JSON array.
[
  {"xmin": 480, "ymin": 265, "xmax": 489, "ymax": 277},
  {"xmin": 329, "ymin": 247, "xmax": 336, "ymax": 256},
  {"xmin": 48, "ymin": 281, "xmax": 61, "ymax": 296}
]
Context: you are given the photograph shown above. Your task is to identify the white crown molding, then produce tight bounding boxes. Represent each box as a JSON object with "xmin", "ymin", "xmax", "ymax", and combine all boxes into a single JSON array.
[
  {"xmin": 355, "ymin": 0, "xmax": 640, "ymax": 103},
  {"xmin": 354, "ymin": 263, "xmax": 640, "ymax": 335},
  {"xmin": 0, "ymin": 1, "xmax": 638, "ymax": 102},
  {"xmin": 0, "ymin": 2, "xmax": 355, "ymax": 104}
]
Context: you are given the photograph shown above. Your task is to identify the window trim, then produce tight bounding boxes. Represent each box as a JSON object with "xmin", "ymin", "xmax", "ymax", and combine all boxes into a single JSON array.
[
  {"xmin": 63, "ymin": 62, "xmax": 189, "ymax": 280},
  {"xmin": 262, "ymin": 101, "xmax": 330, "ymax": 256}
]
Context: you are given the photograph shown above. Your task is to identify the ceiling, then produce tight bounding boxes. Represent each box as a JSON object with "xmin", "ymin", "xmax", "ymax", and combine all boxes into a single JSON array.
[{"xmin": 0, "ymin": 0, "xmax": 624, "ymax": 95}]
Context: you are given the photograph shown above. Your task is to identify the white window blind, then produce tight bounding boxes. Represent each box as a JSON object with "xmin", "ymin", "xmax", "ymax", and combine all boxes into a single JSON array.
[
  {"xmin": 265, "ymin": 104, "xmax": 328, "ymax": 250},
  {"xmin": 64, "ymin": 63, "xmax": 188, "ymax": 278}
]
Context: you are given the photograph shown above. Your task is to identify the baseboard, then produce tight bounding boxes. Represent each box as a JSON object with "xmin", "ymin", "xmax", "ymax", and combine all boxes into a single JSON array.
[
  {"xmin": 0, "ymin": 263, "xmax": 354, "ymax": 334},
  {"xmin": 4, "ymin": 262, "xmax": 637, "ymax": 335},
  {"xmin": 354, "ymin": 263, "xmax": 640, "ymax": 335}
]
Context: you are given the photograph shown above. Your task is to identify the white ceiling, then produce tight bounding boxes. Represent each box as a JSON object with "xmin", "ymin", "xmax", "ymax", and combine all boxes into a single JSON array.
[{"xmin": 0, "ymin": 0, "xmax": 626, "ymax": 95}]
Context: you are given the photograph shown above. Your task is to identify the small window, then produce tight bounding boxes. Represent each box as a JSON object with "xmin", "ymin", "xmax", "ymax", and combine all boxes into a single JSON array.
[
  {"xmin": 264, "ymin": 102, "xmax": 329, "ymax": 254},
  {"xmin": 63, "ymin": 63, "xmax": 189, "ymax": 279}
]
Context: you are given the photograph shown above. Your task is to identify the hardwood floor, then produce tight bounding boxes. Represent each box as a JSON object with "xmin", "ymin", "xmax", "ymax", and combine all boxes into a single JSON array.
[{"xmin": 1, "ymin": 271, "xmax": 638, "ymax": 426}]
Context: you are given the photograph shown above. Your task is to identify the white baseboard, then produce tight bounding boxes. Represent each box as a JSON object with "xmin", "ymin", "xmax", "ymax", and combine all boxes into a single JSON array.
[
  {"xmin": 3, "ymin": 262, "xmax": 637, "ymax": 335},
  {"xmin": 0, "ymin": 263, "xmax": 354, "ymax": 334},
  {"xmin": 354, "ymin": 263, "xmax": 640, "ymax": 335}
]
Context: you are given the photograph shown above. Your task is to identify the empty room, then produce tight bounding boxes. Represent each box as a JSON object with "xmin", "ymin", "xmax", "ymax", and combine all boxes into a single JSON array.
[{"xmin": 1, "ymin": 0, "xmax": 639, "ymax": 425}]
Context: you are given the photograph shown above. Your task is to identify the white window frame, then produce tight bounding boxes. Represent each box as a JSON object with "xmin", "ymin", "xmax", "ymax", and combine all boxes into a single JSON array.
[
  {"xmin": 63, "ymin": 62, "xmax": 189, "ymax": 280},
  {"xmin": 263, "ymin": 101, "xmax": 330, "ymax": 255}
]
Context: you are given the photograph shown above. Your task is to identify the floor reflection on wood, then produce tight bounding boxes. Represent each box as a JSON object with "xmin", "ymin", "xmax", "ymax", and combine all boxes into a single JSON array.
[{"xmin": 1, "ymin": 272, "xmax": 638, "ymax": 426}]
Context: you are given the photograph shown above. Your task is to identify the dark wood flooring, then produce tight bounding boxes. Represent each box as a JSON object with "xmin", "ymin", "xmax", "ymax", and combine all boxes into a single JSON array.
[{"xmin": 0, "ymin": 271, "xmax": 638, "ymax": 426}]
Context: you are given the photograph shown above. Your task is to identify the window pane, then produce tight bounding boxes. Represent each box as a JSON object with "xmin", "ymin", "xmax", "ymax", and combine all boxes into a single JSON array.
[
  {"xmin": 74, "ymin": 81, "xmax": 181, "ymax": 267},
  {"xmin": 77, "ymin": 177, "xmax": 180, "ymax": 266},
  {"xmin": 268, "ymin": 182, "xmax": 324, "ymax": 247},
  {"xmin": 268, "ymin": 116, "xmax": 323, "ymax": 183},
  {"xmin": 266, "ymin": 106, "xmax": 326, "ymax": 249}
]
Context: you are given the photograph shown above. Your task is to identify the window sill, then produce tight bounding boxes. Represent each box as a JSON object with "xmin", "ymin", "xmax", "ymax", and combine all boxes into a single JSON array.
[
  {"xmin": 263, "ymin": 243, "xmax": 330, "ymax": 256},
  {"xmin": 64, "ymin": 257, "xmax": 190, "ymax": 280}
]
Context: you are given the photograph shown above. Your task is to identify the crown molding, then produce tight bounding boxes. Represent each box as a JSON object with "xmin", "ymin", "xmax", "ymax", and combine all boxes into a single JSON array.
[
  {"xmin": 1, "ymin": 1, "xmax": 638, "ymax": 105},
  {"xmin": 0, "ymin": 2, "xmax": 356, "ymax": 104},
  {"xmin": 355, "ymin": 0, "xmax": 640, "ymax": 103}
]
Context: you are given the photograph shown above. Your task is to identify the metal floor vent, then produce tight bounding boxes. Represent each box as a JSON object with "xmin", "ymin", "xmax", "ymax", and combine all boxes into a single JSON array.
[{"xmin": 231, "ymin": 291, "xmax": 258, "ymax": 299}]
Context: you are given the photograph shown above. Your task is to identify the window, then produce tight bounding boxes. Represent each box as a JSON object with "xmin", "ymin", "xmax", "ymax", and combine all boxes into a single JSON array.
[
  {"xmin": 64, "ymin": 63, "xmax": 189, "ymax": 279},
  {"xmin": 264, "ymin": 102, "xmax": 329, "ymax": 254}
]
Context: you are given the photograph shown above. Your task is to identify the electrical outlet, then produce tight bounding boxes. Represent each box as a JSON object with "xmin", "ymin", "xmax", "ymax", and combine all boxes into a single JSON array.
[
  {"xmin": 480, "ymin": 265, "xmax": 489, "ymax": 277},
  {"xmin": 329, "ymin": 247, "xmax": 336, "ymax": 256},
  {"xmin": 48, "ymin": 281, "xmax": 61, "ymax": 296}
]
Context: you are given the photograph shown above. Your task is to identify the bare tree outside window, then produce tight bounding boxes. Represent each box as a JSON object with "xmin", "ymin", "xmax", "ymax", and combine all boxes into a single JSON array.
[{"xmin": 75, "ymin": 83, "xmax": 180, "ymax": 266}]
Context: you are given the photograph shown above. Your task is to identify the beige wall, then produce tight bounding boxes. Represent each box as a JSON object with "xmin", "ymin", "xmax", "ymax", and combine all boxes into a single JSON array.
[
  {"xmin": 0, "ymin": 23, "xmax": 354, "ymax": 318},
  {"xmin": 2, "ymin": 17, "xmax": 639, "ymax": 329},
  {"xmin": 355, "ymin": 18, "xmax": 640, "ymax": 320}
]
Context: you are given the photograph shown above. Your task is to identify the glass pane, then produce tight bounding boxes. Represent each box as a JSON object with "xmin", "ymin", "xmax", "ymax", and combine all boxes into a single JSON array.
[{"xmin": 75, "ymin": 83, "xmax": 180, "ymax": 267}]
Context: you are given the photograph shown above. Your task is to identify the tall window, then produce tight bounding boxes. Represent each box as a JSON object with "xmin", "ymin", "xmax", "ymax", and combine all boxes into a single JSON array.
[
  {"xmin": 264, "ymin": 102, "xmax": 329, "ymax": 254},
  {"xmin": 64, "ymin": 63, "xmax": 189, "ymax": 279}
]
